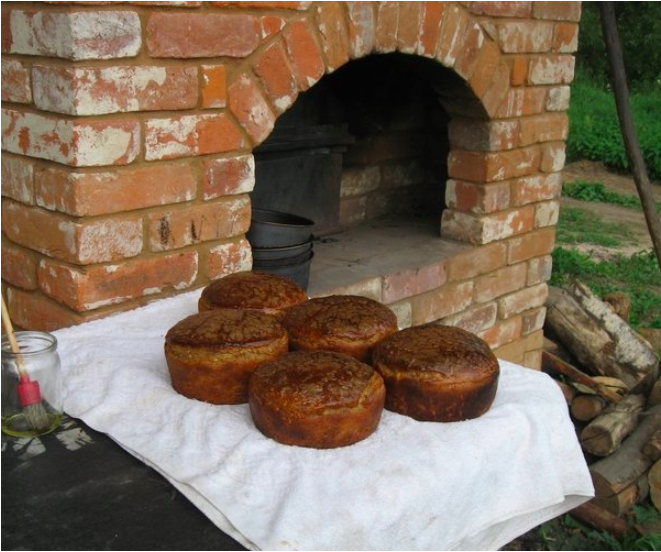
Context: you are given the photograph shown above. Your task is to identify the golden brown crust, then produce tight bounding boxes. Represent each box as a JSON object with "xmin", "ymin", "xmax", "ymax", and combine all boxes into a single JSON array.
[
  {"xmin": 372, "ymin": 324, "xmax": 499, "ymax": 422},
  {"xmin": 198, "ymin": 271, "xmax": 308, "ymax": 319},
  {"xmin": 248, "ymin": 351, "xmax": 386, "ymax": 448},
  {"xmin": 281, "ymin": 295, "xmax": 398, "ymax": 362},
  {"xmin": 164, "ymin": 309, "xmax": 288, "ymax": 405}
]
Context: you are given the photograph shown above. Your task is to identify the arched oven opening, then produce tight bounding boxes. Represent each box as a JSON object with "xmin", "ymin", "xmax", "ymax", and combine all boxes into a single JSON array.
[{"xmin": 250, "ymin": 53, "xmax": 468, "ymax": 294}]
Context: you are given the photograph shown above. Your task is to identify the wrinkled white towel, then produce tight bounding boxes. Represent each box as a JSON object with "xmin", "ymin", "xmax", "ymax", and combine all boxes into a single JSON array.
[{"xmin": 55, "ymin": 290, "xmax": 594, "ymax": 551}]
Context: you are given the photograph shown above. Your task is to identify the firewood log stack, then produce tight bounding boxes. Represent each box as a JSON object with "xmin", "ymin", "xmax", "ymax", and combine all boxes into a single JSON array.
[{"xmin": 543, "ymin": 280, "xmax": 661, "ymax": 531}]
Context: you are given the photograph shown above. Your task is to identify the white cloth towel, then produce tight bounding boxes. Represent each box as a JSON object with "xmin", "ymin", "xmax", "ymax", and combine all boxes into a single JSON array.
[{"xmin": 54, "ymin": 290, "xmax": 594, "ymax": 551}]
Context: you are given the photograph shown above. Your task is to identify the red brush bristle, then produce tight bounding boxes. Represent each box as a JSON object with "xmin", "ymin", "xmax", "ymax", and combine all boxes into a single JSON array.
[{"xmin": 17, "ymin": 375, "xmax": 43, "ymax": 407}]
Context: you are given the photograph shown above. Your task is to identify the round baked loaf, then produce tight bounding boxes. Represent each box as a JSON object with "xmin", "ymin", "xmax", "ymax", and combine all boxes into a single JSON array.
[
  {"xmin": 281, "ymin": 295, "xmax": 398, "ymax": 362},
  {"xmin": 198, "ymin": 271, "xmax": 308, "ymax": 320},
  {"xmin": 164, "ymin": 309, "xmax": 288, "ymax": 405},
  {"xmin": 372, "ymin": 324, "xmax": 499, "ymax": 422},
  {"xmin": 248, "ymin": 351, "xmax": 386, "ymax": 448}
]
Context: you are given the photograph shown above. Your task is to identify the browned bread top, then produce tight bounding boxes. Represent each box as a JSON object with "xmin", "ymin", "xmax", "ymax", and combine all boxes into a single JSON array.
[
  {"xmin": 199, "ymin": 271, "xmax": 308, "ymax": 313},
  {"xmin": 249, "ymin": 350, "xmax": 383, "ymax": 413},
  {"xmin": 373, "ymin": 324, "xmax": 499, "ymax": 381},
  {"xmin": 282, "ymin": 295, "xmax": 398, "ymax": 342},
  {"xmin": 165, "ymin": 309, "xmax": 287, "ymax": 348}
]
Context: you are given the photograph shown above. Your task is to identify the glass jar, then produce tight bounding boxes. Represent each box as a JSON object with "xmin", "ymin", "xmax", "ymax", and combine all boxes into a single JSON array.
[{"xmin": 2, "ymin": 331, "xmax": 63, "ymax": 437}]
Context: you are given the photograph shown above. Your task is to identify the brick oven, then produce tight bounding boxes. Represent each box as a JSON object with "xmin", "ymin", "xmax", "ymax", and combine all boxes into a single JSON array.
[{"xmin": 1, "ymin": 1, "xmax": 580, "ymax": 369}]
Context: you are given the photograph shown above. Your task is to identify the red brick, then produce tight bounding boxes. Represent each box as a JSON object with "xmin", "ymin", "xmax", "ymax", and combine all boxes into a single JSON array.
[
  {"xmin": 35, "ymin": 163, "xmax": 197, "ymax": 216},
  {"xmin": 397, "ymin": 1, "xmax": 423, "ymax": 54},
  {"xmin": 201, "ymin": 64, "xmax": 227, "ymax": 108},
  {"xmin": 148, "ymin": 196, "xmax": 251, "ymax": 252},
  {"xmin": 442, "ymin": 205, "xmax": 535, "ymax": 245},
  {"xmin": 442, "ymin": 301, "xmax": 498, "ymax": 335},
  {"xmin": 449, "ymin": 118, "xmax": 519, "ymax": 152},
  {"xmin": 454, "ymin": 21, "xmax": 489, "ymax": 80},
  {"xmin": 1, "ymin": 241, "xmax": 39, "ymax": 291},
  {"xmin": 374, "ymin": 2, "xmax": 398, "ymax": 53},
  {"xmin": 498, "ymin": 283, "xmax": 548, "ymax": 318},
  {"xmin": 496, "ymin": 87, "xmax": 547, "ymax": 117},
  {"xmin": 32, "ymin": 65, "xmax": 198, "ymax": 115},
  {"xmin": 446, "ymin": 242, "xmax": 507, "ymax": 281},
  {"xmin": 144, "ymin": 113, "xmax": 244, "ymax": 161},
  {"xmin": 284, "ymin": 19, "xmax": 325, "ymax": 90},
  {"xmin": 260, "ymin": 15, "xmax": 286, "ymax": 39},
  {"xmin": 418, "ymin": 1, "xmax": 445, "ymax": 57},
  {"xmin": 411, "ymin": 280, "xmax": 474, "ymax": 325},
  {"xmin": 553, "ymin": 22, "xmax": 579, "ymax": 53},
  {"xmin": 2, "ymin": 201, "xmax": 143, "ymax": 264},
  {"xmin": 254, "ymin": 39, "xmax": 298, "ymax": 114},
  {"xmin": 2, "ymin": 8, "xmax": 12, "ymax": 53},
  {"xmin": 1, "ymin": 58, "xmax": 31, "ymax": 103},
  {"xmin": 38, "ymin": 253, "xmax": 198, "ymax": 312},
  {"xmin": 5, "ymin": 288, "xmax": 86, "ymax": 332},
  {"xmin": 480, "ymin": 62, "xmax": 511, "ymax": 118},
  {"xmin": 497, "ymin": 21, "xmax": 554, "ymax": 53},
  {"xmin": 527, "ymin": 254, "xmax": 553, "ymax": 285},
  {"xmin": 475, "ymin": 262, "xmax": 528, "ymax": 303},
  {"xmin": 345, "ymin": 2, "xmax": 375, "ymax": 58},
  {"xmin": 446, "ymin": 180, "xmax": 510, "ymax": 214},
  {"xmin": 535, "ymin": 199, "xmax": 560, "ymax": 228},
  {"xmin": 146, "ymin": 12, "xmax": 259, "ymax": 58},
  {"xmin": 206, "ymin": 238, "xmax": 253, "ymax": 279},
  {"xmin": 228, "ymin": 72, "xmax": 276, "ymax": 145},
  {"xmin": 522, "ymin": 305, "xmax": 547, "ymax": 335},
  {"xmin": 467, "ymin": 2, "xmax": 532, "ymax": 18},
  {"xmin": 436, "ymin": 3, "xmax": 470, "ymax": 67},
  {"xmin": 6, "ymin": 10, "xmax": 141, "ymax": 60},
  {"xmin": 528, "ymin": 54, "xmax": 575, "ymax": 85},
  {"xmin": 546, "ymin": 85, "xmax": 571, "ymax": 112},
  {"xmin": 510, "ymin": 56, "xmax": 528, "ymax": 86},
  {"xmin": 540, "ymin": 142, "xmax": 566, "ymax": 173},
  {"xmin": 382, "ymin": 260, "xmax": 447, "ymax": 303},
  {"xmin": 203, "ymin": 155, "xmax": 255, "ymax": 200},
  {"xmin": 1, "ymin": 154, "xmax": 35, "ymax": 204},
  {"xmin": 2, "ymin": 109, "xmax": 140, "ymax": 167},
  {"xmin": 466, "ymin": 38, "xmax": 501, "ymax": 99},
  {"xmin": 533, "ymin": 2, "xmax": 581, "ymax": 22},
  {"xmin": 448, "ymin": 147, "xmax": 541, "ymax": 183},
  {"xmin": 210, "ymin": 1, "xmax": 310, "ymax": 8},
  {"xmin": 314, "ymin": 2, "xmax": 350, "ymax": 71},
  {"xmin": 479, "ymin": 315, "xmax": 523, "ymax": 349},
  {"xmin": 507, "ymin": 227, "xmax": 557, "ymax": 263},
  {"xmin": 511, "ymin": 173, "xmax": 562, "ymax": 206},
  {"xmin": 519, "ymin": 113, "xmax": 568, "ymax": 146}
]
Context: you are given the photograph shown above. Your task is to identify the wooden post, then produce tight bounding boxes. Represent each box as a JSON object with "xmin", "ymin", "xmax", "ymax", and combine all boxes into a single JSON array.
[{"xmin": 598, "ymin": 2, "xmax": 661, "ymax": 270}]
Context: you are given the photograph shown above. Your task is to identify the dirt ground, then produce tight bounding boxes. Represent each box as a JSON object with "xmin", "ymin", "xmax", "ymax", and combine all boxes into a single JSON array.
[{"xmin": 560, "ymin": 160, "xmax": 661, "ymax": 259}]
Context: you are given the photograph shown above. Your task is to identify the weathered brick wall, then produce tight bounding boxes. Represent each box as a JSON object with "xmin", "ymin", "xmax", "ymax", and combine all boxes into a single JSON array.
[{"xmin": 1, "ymin": 1, "xmax": 581, "ymax": 369}]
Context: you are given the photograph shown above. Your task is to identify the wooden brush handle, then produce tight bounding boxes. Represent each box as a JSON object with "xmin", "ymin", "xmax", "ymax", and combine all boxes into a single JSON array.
[{"xmin": 1, "ymin": 296, "xmax": 27, "ymax": 377}]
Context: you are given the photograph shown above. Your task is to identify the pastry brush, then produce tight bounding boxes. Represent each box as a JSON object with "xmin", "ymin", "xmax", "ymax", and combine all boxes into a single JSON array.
[{"xmin": 1, "ymin": 296, "xmax": 51, "ymax": 432}]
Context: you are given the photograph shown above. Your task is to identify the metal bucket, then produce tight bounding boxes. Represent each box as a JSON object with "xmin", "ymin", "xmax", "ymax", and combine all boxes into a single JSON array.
[
  {"xmin": 253, "ymin": 252, "xmax": 314, "ymax": 291},
  {"xmin": 247, "ymin": 209, "xmax": 315, "ymax": 248}
]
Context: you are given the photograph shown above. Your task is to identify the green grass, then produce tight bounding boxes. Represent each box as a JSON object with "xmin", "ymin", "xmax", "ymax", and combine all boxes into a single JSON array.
[
  {"xmin": 563, "ymin": 179, "xmax": 661, "ymax": 211},
  {"xmin": 550, "ymin": 248, "xmax": 661, "ymax": 329},
  {"xmin": 535, "ymin": 506, "xmax": 661, "ymax": 551},
  {"xmin": 555, "ymin": 206, "xmax": 638, "ymax": 247},
  {"xmin": 567, "ymin": 80, "xmax": 661, "ymax": 182}
]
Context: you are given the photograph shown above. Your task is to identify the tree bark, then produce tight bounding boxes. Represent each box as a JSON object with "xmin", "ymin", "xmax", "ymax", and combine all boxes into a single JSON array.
[
  {"xmin": 571, "ymin": 501, "xmax": 628, "ymax": 539},
  {"xmin": 571, "ymin": 394, "xmax": 608, "ymax": 423},
  {"xmin": 580, "ymin": 394, "xmax": 645, "ymax": 456},
  {"xmin": 546, "ymin": 283, "xmax": 658, "ymax": 391},
  {"xmin": 599, "ymin": 2, "xmax": 661, "ymax": 270},
  {"xmin": 649, "ymin": 459, "xmax": 661, "ymax": 511},
  {"xmin": 589, "ymin": 405, "xmax": 661, "ymax": 515}
]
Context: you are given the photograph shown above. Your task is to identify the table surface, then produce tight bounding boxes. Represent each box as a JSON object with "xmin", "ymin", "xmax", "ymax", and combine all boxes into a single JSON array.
[{"xmin": 1, "ymin": 416, "xmax": 245, "ymax": 551}]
